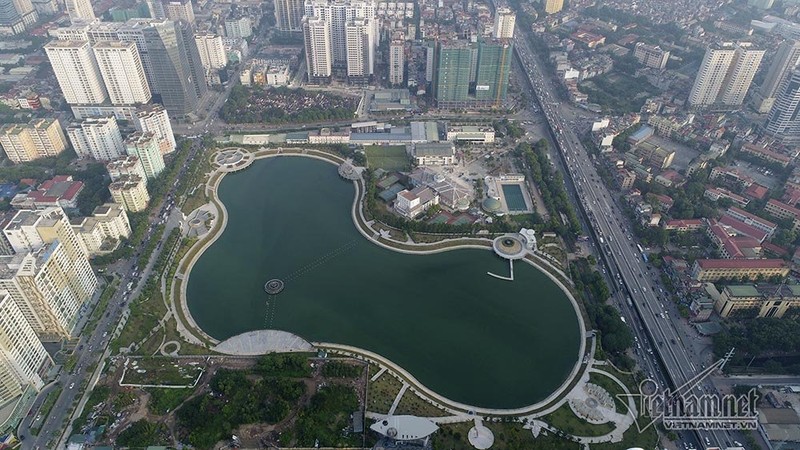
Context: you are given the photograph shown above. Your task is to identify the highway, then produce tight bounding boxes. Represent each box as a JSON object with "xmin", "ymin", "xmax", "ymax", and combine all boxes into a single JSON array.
[
  {"xmin": 17, "ymin": 139, "xmax": 204, "ymax": 450},
  {"xmin": 511, "ymin": 28, "xmax": 745, "ymax": 449}
]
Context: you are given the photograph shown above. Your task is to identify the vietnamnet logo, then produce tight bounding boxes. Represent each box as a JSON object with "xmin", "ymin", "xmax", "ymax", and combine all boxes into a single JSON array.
[{"xmin": 618, "ymin": 352, "xmax": 759, "ymax": 432}]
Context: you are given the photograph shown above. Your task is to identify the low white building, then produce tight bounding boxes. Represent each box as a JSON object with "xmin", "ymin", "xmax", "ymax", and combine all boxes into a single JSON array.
[
  {"xmin": 412, "ymin": 142, "xmax": 455, "ymax": 166},
  {"xmin": 70, "ymin": 203, "xmax": 131, "ymax": 255},
  {"xmin": 395, "ymin": 186, "xmax": 438, "ymax": 219},
  {"xmin": 445, "ymin": 125, "xmax": 495, "ymax": 143}
]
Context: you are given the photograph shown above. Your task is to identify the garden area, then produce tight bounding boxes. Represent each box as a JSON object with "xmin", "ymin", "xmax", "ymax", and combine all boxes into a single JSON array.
[{"xmin": 579, "ymin": 72, "xmax": 660, "ymax": 115}]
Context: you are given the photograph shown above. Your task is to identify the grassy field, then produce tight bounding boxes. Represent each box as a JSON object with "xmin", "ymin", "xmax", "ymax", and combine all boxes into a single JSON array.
[
  {"xmin": 544, "ymin": 403, "xmax": 615, "ymax": 437},
  {"xmin": 365, "ymin": 145, "xmax": 409, "ymax": 171}
]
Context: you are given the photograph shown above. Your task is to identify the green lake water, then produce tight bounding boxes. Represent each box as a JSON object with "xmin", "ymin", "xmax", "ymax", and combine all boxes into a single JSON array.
[{"xmin": 186, "ymin": 156, "xmax": 581, "ymax": 409}]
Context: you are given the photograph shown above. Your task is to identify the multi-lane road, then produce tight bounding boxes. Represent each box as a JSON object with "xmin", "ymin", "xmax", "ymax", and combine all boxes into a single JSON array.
[
  {"xmin": 17, "ymin": 140, "xmax": 203, "ymax": 450},
  {"xmin": 511, "ymin": 27, "xmax": 745, "ymax": 449}
]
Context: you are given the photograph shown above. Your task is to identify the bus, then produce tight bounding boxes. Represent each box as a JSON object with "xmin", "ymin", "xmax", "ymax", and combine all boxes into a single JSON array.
[{"xmin": 636, "ymin": 244, "xmax": 644, "ymax": 254}]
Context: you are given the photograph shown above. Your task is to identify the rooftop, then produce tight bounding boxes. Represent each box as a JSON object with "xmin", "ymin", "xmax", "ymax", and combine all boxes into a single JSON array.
[{"xmin": 695, "ymin": 259, "xmax": 787, "ymax": 269}]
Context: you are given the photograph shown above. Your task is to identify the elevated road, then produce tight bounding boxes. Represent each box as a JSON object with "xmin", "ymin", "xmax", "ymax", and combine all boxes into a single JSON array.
[{"xmin": 511, "ymin": 29, "xmax": 744, "ymax": 449}]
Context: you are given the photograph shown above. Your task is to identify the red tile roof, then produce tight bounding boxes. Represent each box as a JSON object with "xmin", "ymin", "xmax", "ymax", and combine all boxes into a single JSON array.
[{"xmin": 696, "ymin": 259, "xmax": 787, "ymax": 269}]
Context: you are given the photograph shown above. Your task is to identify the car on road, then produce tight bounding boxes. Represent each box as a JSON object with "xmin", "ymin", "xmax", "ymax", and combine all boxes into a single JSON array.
[{"xmin": 69, "ymin": 382, "xmax": 75, "ymax": 389}]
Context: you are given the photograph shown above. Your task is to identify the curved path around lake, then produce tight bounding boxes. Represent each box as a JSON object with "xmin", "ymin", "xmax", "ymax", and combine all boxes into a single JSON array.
[{"xmin": 172, "ymin": 147, "xmax": 589, "ymax": 416}]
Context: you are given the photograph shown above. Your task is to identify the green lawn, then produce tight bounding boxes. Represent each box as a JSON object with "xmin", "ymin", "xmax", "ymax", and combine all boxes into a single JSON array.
[
  {"xmin": 543, "ymin": 403, "xmax": 615, "ymax": 437},
  {"xmin": 365, "ymin": 145, "xmax": 410, "ymax": 171}
]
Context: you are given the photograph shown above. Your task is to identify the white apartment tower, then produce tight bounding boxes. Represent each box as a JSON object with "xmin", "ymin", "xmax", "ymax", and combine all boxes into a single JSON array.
[
  {"xmin": 65, "ymin": 0, "xmax": 95, "ymax": 23},
  {"xmin": 304, "ymin": 0, "xmax": 377, "ymax": 70},
  {"xmin": 275, "ymin": 0, "xmax": 304, "ymax": 32},
  {"xmin": 345, "ymin": 17, "xmax": 375, "ymax": 79},
  {"xmin": 67, "ymin": 116, "xmax": 125, "ymax": 161},
  {"xmin": 0, "ymin": 119, "xmax": 67, "ymax": 164},
  {"xmin": 92, "ymin": 41, "xmax": 151, "ymax": 105},
  {"xmin": 107, "ymin": 155, "xmax": 147, "ymax": 183},
  {"xmin": 633, "ymin": 42, "xmax": 670, "ymax": 69},
  {"xmin": 493, "ymin": 7, "xmax": 515, "ymax": 39},
  {"xmin": 303, "ymin": 16, "xmax": 332, "ymax": 82},
  {"xmin": 109, "ymin": 175, "xmax": 150, "ymax": 212},
  {"xmin": 164, "ymin": 0, "xmax": 194, "ymax": 23},
  {"xmin": 755, "ymin": 40, "xmax": 800, "ymax": 113},
  {"xmin": 125, "ymin": 132, "xmax": 165, "ymax": 179},
  {"xmin": 389, "ymin": 39, "xmax": 404, "ymax": 85},
  {"xmin": 195, "ymin": 34, "xmax": 228, "ymax": 70},
  {"xmin": 689, "ymin": 42, "xmax": 764, "ymax": 107},
  {"xmin": 0, "ymin": 291, "xmax": 51, "ymax": 405},
  {"xmin": 133, "ymin": 104, "xmax": 176, "ymax": 155},
  {"xmin": 44, "ymin": 40, "xmax": 107, "ymax": 105}
]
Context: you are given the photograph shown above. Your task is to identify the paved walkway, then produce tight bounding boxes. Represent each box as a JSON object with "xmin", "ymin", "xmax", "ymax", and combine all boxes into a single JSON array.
[
  {"xmin": 213, "ymin": 330, "xmax": 314, "ymax": 355},
  {"xmin": 388, "ymin": 383, "xmax": 409, "ymax": 415}
]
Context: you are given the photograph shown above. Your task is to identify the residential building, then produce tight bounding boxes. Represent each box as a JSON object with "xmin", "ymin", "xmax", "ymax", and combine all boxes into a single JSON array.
[
  {"xmin": 725, "ymin": 207, "xmax": 778, "ymax": 238},
  {"xmin": 633, "ymin": 42, "xmax": 670, "ymax": 69},
  {"xmin": 704, "ymin": 187, "xmax": 750, "ymax": 208},
  {"xmin": 688, "ymin": 42, "xmax": 764, "ymax": 107},
  {"xmin": 275, "ymin": 0, "xmax": 304, "ymax": 32},
  {"xmin": 194, "ymin": 34, "xmax": 228, "ymax": 70},
  {"xmin": 92, "ymin": 41, "xmax": 151, "ymax": 105},
  {"xmin": 764, "ymin": 69, "xmax": 800, "ymax": 143},
  {"xmin": 0, "ymin": 242, "xmax": 97, "ymax": 340},
  {"xmin": 303, "ymin": 16, "xmax": 332, "ymax": 82},
  {"xmin": 124, "ymin": 132, "xmax": 164, "ymax": 179},
  {"xmin": 133, "ymin": 104, "xmax": 175, "ymax": 155},
  {"xmin": 303, "ymin": 0, "xmax": 377, "ymax": 73},
  {"xmin": 740, "ymin": 142, "xmax": 792, "ymax": 167},
  {"xmin": 3, "ymin": 206, "xmax": 90, "ymax": 259},
  {"xmin": 142, "ymin": 19, "xmax": 207, "ymax": 118},
  {"xmin": 395, "ymin": 186, "xmax": 438, "ymax": 219},
  {"xmin": 67, "ymin": 116, "xmax": 125, "ymax": 161},
  {"xmin": 65, "ymin": 0, "xmax": 94, "ymax": 22},
  {"xmin": 44, "ymin": 40, "xmax": 107, "ymax": 105},
  {"xmin": 434, "ymin": 39, "xmax": 512, "ymax": 109},
  {"xmin": 0, "ymin": 119, "xmax": 67, "ymax": 163},
  {"xmin": 109, "ymin": 175, "xmax": 149, "ymax": 212},
  {"xmin": 225, "ymin": 16, "xmax": 251, "ymax": 39},
  {"xmin": 691, "ymin": 259, "xmax": 789, "ymax": 282},
  {"xmin": 0, "ymin": 0, "xmax": 37, "ymax": 35},
  {"xmin": 493, "ymin": 7, "xmax": 515, "ymax": 39},
  {"xmin": 0, "ymin": 291, "xmax": 51, "ymax": 405},
  {"xmin": 10, "ymin": 176, "xmax": 84, "ymax": 210},
  {"xmin": 164, "ymin": 0, "xmax": 194, "ymax": 23},
  {"xmin": 345, "ymin": 17, "xmax": 376, "ymax": 81},
  {"xmin": 389, "ymin": 39, "xmax": 404, "ymax": 85},
  {"xmin": 474, "ymin": 40, "xmax": 513, "ymax": 107},
  {"xmin": 716, "ymin": 284, "xmax": 800, "ymax": 318},
  {"xmin": 754, "ymin": 40, "xmax": 800, "ymax": 113},
  {"xmin": 412, "ymin": 142, "xmax": 455, "ymax": 165},
  {"xmin": 544, "ymin": 0, "xmax": 563, "ymax": 14},
  {"xmin": 765, "ymin": 198, "xmax": 800, "ymax": 231},
  {"xmin": 70, "ymin": 203, "xmax": 131, "ymax": 255},
  {"xmin": 106, "ymin": 155, "xmax": 147, "ymax": 183}
]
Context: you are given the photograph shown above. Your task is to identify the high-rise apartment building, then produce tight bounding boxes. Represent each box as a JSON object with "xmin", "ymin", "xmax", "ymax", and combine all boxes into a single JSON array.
[
  {"xmin": 689, "ymin": 42, "xmax": 764, "ymax": 107},
  {"xmin": 303, "ymin": 0, "xmax": 377, "ymax": 72},
  {"xmin": 65, "ymin": 0, "xmax": 94, "ymax": 23},
  {"xmin": 225, "ymin": 16, "xmax": 252, "ymax": 38},
  {"xmin": 70, "ymin": 203, "xmax": 131, "ymax": 256},
  {"xmin": 345, "ymin": 17, "xmax": 375, "ymax": 80},
  {"xmin": 765, "ymin": 69, "xmax": 800, "ymax": 143},
  {"xmin": 109, "ymin": 175, "xmax": 150, "ymax": 212},
  {"xmin": 106, "ymin": 155, "xmax": 147, "ymax": 183},
  {"xmin": 164, "ymin": 0, "xmax": 194, "ymax": 23},
  {"xmin": 0, "ymin": 291, "xmax": 51, "ymax": 405},
  {"xmin": 389, "ymin": 39, "xmax": 404, "ymax": 85},
  {"xmin": 544, "ymin": 0, "xmax": 564, "ymax": 14},
  {"xmin": 633, "ymin": 42, "xmax": 670, "ymax": 69},
  {"xmin": 133, "ymin": 103, "xmax": 176, "ymax": 154},
  {"xmin": 92, "ymin": 41, "xmax": 151, "ymax": 105},
  {"xmin": 125, "ymin": 132, "xmax": 165, "ymax": 179},
  {"xmin": 44, "ymin": 40, "xmax": 107, "ymax": 105},
  {"xmin": 493, "ymin": 7, "xmax": 515, "ymax": 39},
  {"xmin": 194, "ymin": 34, "xmax": 228, "ymax": 70},
  {"xmin": 142, "ymin": 19, "xmax": 207, "ymax": 117},
  {"xmin": 755, "ymin": 40, "xmax": 800, "ymax": 113},
  {"xmin": 67, "ymin": 116, "xmax": 125, "ymax": 161},
  {"xmin": 4, "ymin": 207, "xmax": 91, "ymax": 259},
  {"xmin": 435, "ymin": 39, "xmax": 512, "ymax": 108},
  {"xmin": 303, "ymin": 16, "xmax": 332, "ymax": 82},
  {"xmin": 0, "ymin": 119, "xmax": 67, "ymax": 163},
  {"xmin": 0, "ymin": 0, "xmax": 37, "ymax": 35},
  {"xmin": 275, "ymin": 0, "xmax": 304, "ymax": 32}
]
